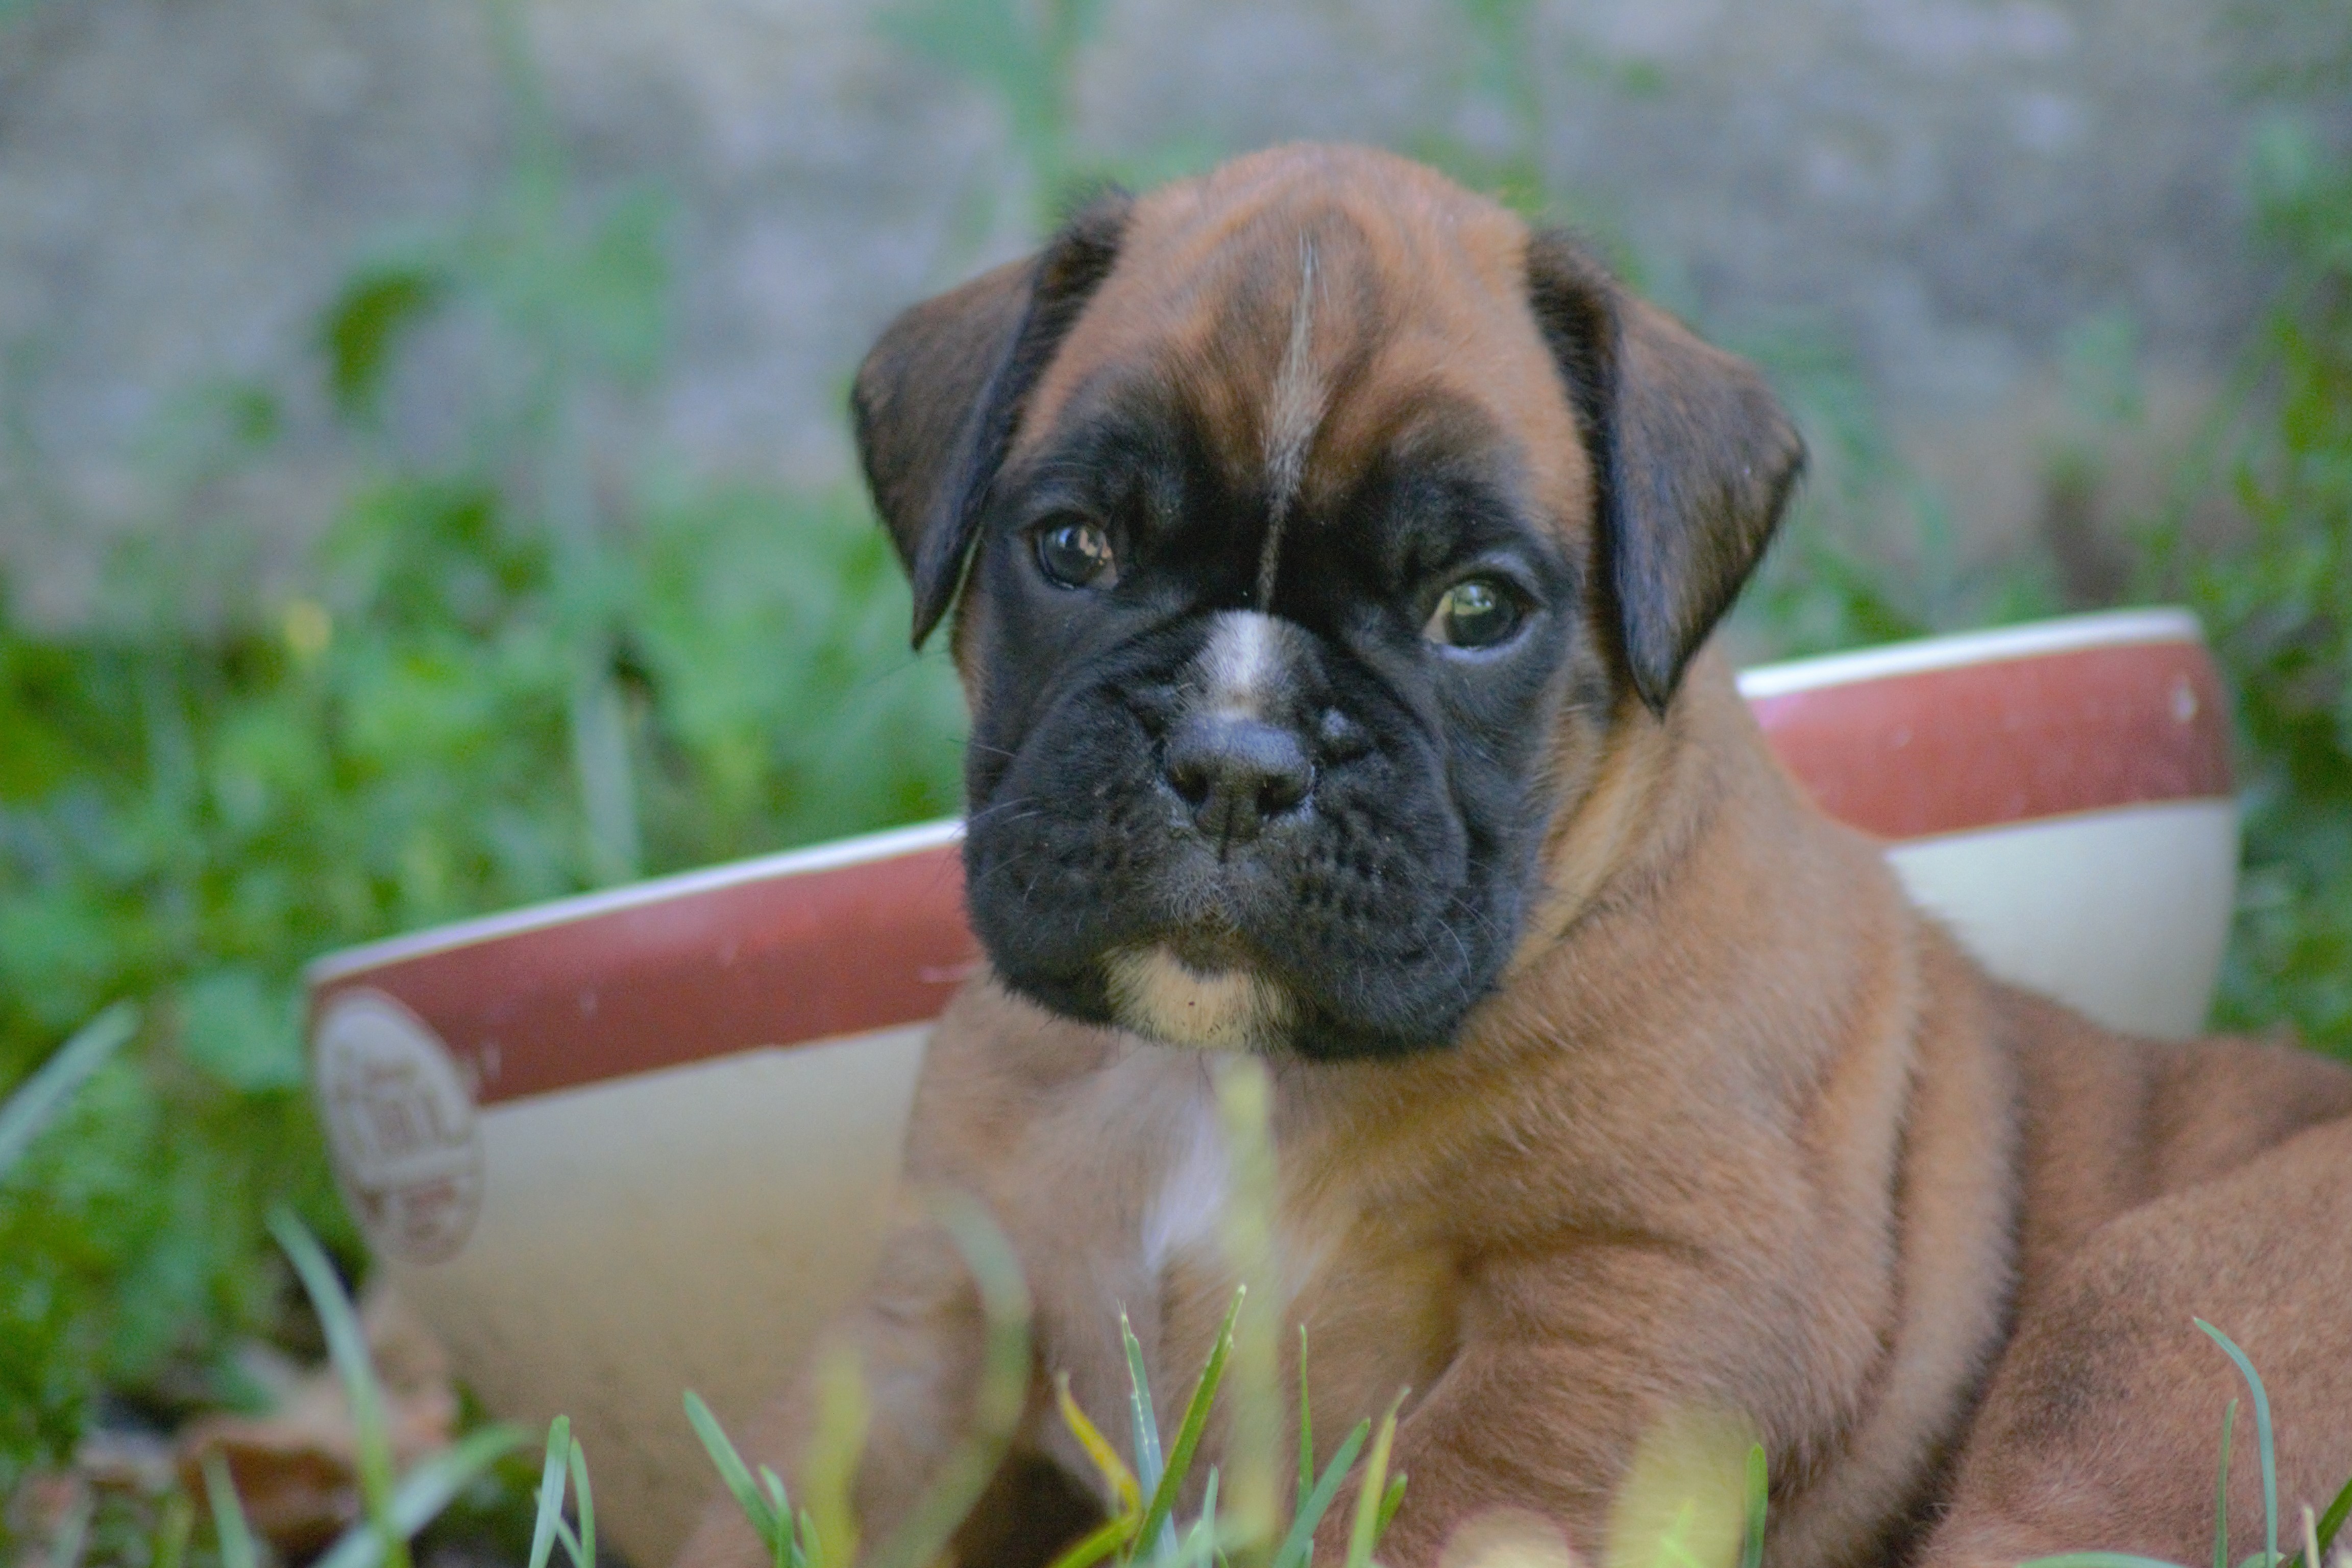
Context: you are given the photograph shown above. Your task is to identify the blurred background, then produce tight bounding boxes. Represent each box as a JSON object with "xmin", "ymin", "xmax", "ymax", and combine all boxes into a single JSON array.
[{"xmin": 1, "ymin": 0, "xmax": 2347, "ymax": 1559}]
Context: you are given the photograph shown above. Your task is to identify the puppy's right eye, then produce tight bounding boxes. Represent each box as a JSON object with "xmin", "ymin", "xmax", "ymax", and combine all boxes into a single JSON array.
[
  {"xmin": 1425, "ymin": 576, "xmax": 1525, "ymax": 649},
  {"xmin": 1035, "ymin": 519, "xmax": 1116, "ymax": 589}
]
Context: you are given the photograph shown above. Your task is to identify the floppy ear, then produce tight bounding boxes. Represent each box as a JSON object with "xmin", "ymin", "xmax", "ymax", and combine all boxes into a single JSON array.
[
  {"xmin": 852, "ymin": 194, "xmax": 1132, "ymax": 647},
  {"xmin": 1524, "ymin": 232, "xmax": 1805, "ymax": 712}
]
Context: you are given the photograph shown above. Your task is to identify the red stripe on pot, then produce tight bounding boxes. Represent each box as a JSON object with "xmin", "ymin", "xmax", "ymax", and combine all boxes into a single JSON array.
[
  {"xmin": 1747, "ymin": 640, "xmax": 2231, "ymax": 842},
  {"xmin": 313, "ymin": 843, "xmax": 977, "ymax": 1106},
  {"xmin": 311, "ymin": 629, "xmax": 2234, "ymax": 1107}
]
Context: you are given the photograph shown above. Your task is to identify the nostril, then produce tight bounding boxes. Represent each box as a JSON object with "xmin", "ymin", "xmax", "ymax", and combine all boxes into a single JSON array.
[
  {"xmin": 1257, "ymin": 768, "xmax": 1309, "ymax": 818},
  {"xmin": 1166, "ymin": 753, "xmax": 1212, "ymax": 805}
]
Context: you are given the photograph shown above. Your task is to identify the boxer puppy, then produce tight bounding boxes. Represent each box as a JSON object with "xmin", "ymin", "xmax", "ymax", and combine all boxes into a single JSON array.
[{"xmin": 679, "ymin": 144, "xmax": 2352, "ymax": 1568}]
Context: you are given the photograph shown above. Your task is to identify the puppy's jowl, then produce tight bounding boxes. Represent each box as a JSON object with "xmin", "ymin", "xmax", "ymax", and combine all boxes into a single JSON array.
[{"xmin": 681, "ymin": 145, "xmax": 2352, "ymax": 1568}]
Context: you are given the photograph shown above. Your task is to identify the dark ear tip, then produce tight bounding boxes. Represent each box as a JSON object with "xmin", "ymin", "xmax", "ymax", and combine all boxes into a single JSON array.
[
  {"xmin": 1054, "ymin": 181, "xmax": 1135, "ymax": 230},
  {"xmin": 909, "ymin": 575, "xmax": 952, "ymax": 651},
  {"xmin": 1625, "ymin": 630, "xmax": 1680, "ymax": 717}
]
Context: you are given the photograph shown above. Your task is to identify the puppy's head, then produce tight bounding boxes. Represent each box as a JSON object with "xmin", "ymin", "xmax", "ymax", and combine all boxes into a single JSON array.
[{"xmin": 854, "ymin": 144, "xmax": 1801, "ymax": 1059}]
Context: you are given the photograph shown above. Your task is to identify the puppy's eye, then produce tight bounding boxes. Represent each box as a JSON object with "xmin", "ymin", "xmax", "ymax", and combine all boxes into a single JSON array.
[
  {"xmin": 1034, "ymin": 519, "xmax": 1116, "ymax": 589},
  {"xmin": 1425, "ymin": 577, "xmax": 1525, "ymax": 650}
]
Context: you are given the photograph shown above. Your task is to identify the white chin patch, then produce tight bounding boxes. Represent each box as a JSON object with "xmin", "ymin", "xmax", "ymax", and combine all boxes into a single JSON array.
[{"xmin": 1107, "ymin": 946, "xmax": 1292, "ymax": 1051}]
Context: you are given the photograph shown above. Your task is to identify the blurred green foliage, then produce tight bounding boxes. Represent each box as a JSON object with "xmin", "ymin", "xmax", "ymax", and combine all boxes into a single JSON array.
[
  {"xmin": 0, "ymin": 3, "xmax": 961, "ymax": 1512},
  {"xmin": 2, "ymin": 0, "xmax": 2350, "ymax": 1548},
  {"xmin": 2145, "ymin": 36, "xmax": 2352, "ymax": 1052}
]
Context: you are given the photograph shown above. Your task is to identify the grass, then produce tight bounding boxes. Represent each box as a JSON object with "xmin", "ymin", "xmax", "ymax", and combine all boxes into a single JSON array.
[
  {"xmin": 12, "ymin": 1036, "xmax": 2352, "ymax": 1568},
  {"xmin": 0, "ymin": 1002, "xmax": 137, "ymax": 1177},
  {"xmin": 2014, "ymin": 1320, "xmax": 2352, "ymax": 1568},
  {"xmin": 664, "ymin": 1300, "xmax": 2340, "ymax": 1568},
  {"xmin": 674, "ymin": 1065, "xmax": 1413, "ymax": 1568},
  {"xmin": 0, "ymin": 1045, "xmax": 1422, "ymax": 1566},
  {"xmin": 172, "ymin": 1210, "xmax": 522, "ymax": 1568},
  {"xmin": 16, "ymin": 1042, "xmax": 2334, "ymax": 1568}
]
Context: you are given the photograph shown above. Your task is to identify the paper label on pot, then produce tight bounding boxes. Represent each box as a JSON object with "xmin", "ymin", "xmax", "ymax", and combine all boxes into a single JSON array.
[{"xmin": 314, "ymin": 990, "xmax": 484, "ymax": 1264}]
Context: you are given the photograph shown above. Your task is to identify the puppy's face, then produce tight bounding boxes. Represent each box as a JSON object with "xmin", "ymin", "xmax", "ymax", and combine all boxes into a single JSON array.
[
  {"xmin": 960, "ymin": 337, "xmax": 1589, "ymax": 1058},
  {"xmin": 854, "ymin": 146, "xmax": 1800, "ymax": 1059}
]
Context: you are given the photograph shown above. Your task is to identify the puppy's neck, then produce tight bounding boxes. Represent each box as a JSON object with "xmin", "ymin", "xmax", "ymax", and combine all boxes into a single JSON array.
[
  {"xmin": 1267, "ymin": 650, "xmax": 1870, "ymax": 1138},
  {"xmin": 1515, "ymin": 647, "xmax": 1782, "ymax": 960},
  {"xmin": 1442, "ymin": 643, "xmax": 1916, "ymax": 1101}
]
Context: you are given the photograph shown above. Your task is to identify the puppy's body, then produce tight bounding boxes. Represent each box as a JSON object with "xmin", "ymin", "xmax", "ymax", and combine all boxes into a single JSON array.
[{"xmin": 680, "ymin": 147, "xmax": 2352, "ymax": 1568}]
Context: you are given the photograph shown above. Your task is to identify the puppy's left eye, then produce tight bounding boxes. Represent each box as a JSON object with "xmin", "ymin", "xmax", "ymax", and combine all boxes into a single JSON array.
[
  {"xmin": 1035, "ymin": 519, "xmax": 1117, "ymax": 589},
  {"xmin": 1425, "ymin": 577, "xmax": 1525, "ymax": 650}
]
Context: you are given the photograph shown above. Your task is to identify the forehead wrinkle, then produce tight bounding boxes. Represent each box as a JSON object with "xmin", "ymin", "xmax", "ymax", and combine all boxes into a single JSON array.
[
  {"xmin": 1321, "ymin": 385, "xmax": 1551, "ymax": 567},
  {"xmin": 1064, "ymin": 392, "xmax": 1217, "ymax": 530},
  {"xmin": 1257, "ymin": 237, "xmax": 1328, "ymax": 605},
  {"xmin": 1314, "ymin": 307, "xmax": 1590, "ymax": 547}
]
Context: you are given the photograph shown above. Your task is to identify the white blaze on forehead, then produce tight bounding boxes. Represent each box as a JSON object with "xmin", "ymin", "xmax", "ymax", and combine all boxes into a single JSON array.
[
  {"xmin": 1198, "ymin": 609, "xmax": 1289, "ymax": 717},
  {"xmin": 1258, "ymin": 239, "xmax": 1327, "ymax": 606},
  {"xmin": 1107, "ymin": 946, "xmax": 1292, "ymax": 1052}
]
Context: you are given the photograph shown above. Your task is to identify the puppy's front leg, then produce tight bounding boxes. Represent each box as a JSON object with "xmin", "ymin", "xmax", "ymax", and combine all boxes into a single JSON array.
[
  {"xmin": 673, "ymin": 1211, "xmax": 1005, "ymax": 1568},
  {"xmin": 1303, "ymin": 1338, "xmax": 1642, "ymax": 1568}
]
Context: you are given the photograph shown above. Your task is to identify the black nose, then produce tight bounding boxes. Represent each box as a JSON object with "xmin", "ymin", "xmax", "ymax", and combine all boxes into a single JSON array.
[{"xmin": 1163, "ymin": 712, "xmax": 1313, "ymax": 846}]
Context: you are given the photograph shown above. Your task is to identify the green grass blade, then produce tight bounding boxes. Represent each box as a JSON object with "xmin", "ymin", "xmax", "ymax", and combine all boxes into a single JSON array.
[
  {"xmin": 2317, "ymin": 1472, "xmax": 2352, "ymax": 1559},
  {"xmin": 1138, "ymin": 1289, "xmax": 1243, "ymax": 1556},
  {"xmin": 312, "ymin": 1425, "xmax": 528, "ymax": 1568},
  {"xmin": 270, "ymin": 1207, "xmax": 405, "ymax": 1566},
  {"xmin": 46, "ymin": 1487, "xmax": 90, "ymax": 1568},
  {"xmin": 1211, "ymin": 1058, "xmax": 1283, "ymax": 1548},
  {"xmin": 2281, "ymin": 1468, "xmax": 2352, "ymax": 1568},
  {"xmin": 2216, "ymin": 1400, "xmax": 2238, "ymax": 1568},
  {"xmin": 202, "ymin": 1453, "xmax": 260, "ymax": 1568},
  {"xmin": 567, "ymin": 1437, "xmax": 595, "ymax": 1568},
  {"xmin": 1056, "ymin": 1371, "xmax": 1141, "ymax": 1520},
  {"xmin": 759, "ymin": 1469, "xmax": 792, "ymax": 1568},
  {"xmin": 865, "ymin": 1191, "xmax": 1034, "ymax": 1568},
  {"xmin": 1043, "ymin": 1515, "xmax": 1132, "ymax": 1568},
  {"xmin": 154, "ymin": 1490, "xmax": 195, "ymax": 1568},
  {"xmin": 684, "ymin": 1390, "xmax": 781, "ymax": 1544},
  {"xmin": 1175, "ymin": 1490, "xmax": 1224, "ymax": 1568},
  {"xmin": 1343, "ymin": 1394, "xmax": 1405, "ymax": 1568},
  {"xmin": 1270, "ymin": 1419, "xmax": 1369, "ymax": 1568},
  {"xmin": 529, "ymin": 1417, "xmax": 572, "ymax": 1568},
  {"xmin": 803, "ymin": 1347, "xmax": 869, "ymax": 1568},
  {"xmin": 0, "ymin": 1002, "xmax": 138, "ymax": 1177},
  {"xmin": 1297, "ymin": 1326, "xmax": 1314, "ymax": 1523},
  {"xmin": 1125, "ymin": 1310, "xmax": 1167, "ymax": 1508},
  {"xmin": 1377, "ymin": 1473, "xmax": 1407, "ymax": 1546},
  {"xmin": 2198, "ymin": 1321, "xmax": 2278, "ymax": 1568},
  {"xmin": 1742, "ymin": 1442, "xmax": 1768, "ymax": 1568}
]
